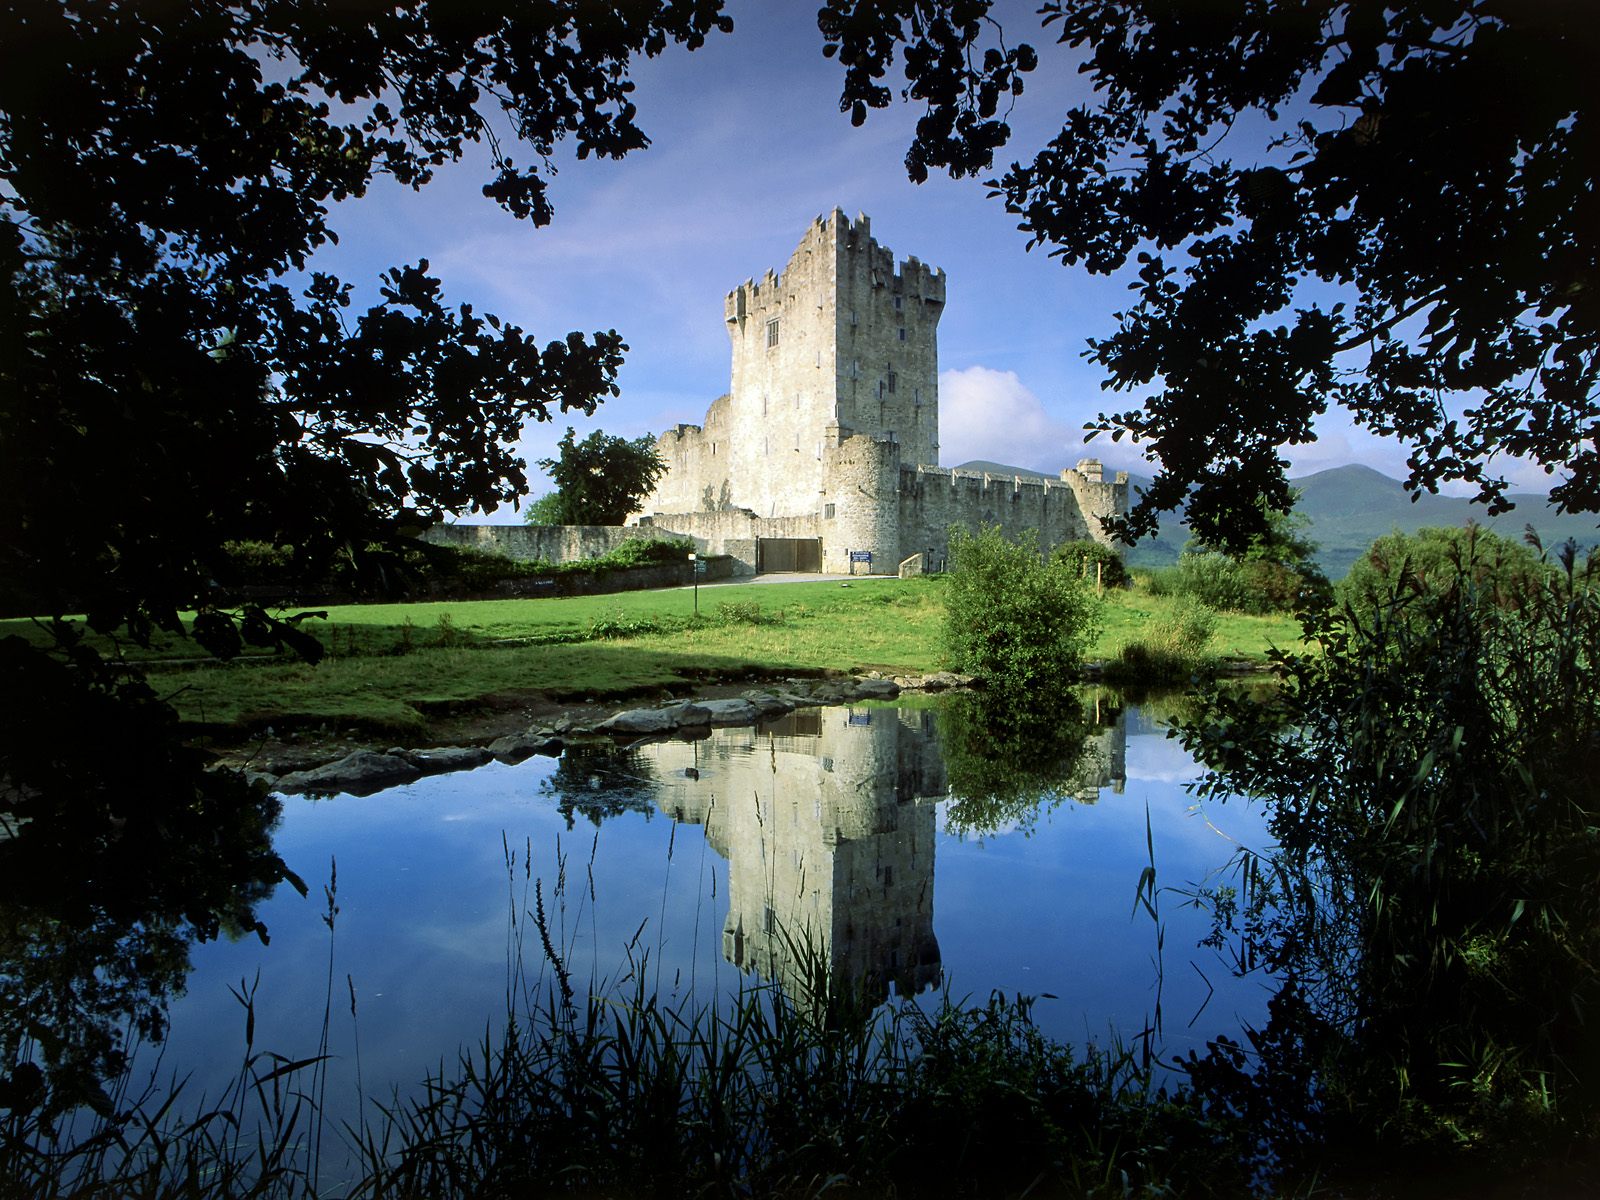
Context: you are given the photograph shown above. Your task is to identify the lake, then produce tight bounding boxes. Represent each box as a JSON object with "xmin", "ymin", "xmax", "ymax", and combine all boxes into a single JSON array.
[{"xmin": 117, "ymin": 690, "xmax": 1272, "ymax": 1148}]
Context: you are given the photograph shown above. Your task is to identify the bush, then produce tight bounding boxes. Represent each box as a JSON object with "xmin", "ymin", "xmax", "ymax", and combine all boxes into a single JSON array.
[
  {"xmin": 602, "ymin": 536, "xmax": 693, "ymax": 569},
  {"xmin": 1181, "ymin": 541, "xmax": 1600, "ymax": 1162},
  {"xmin": 943, "ymin": 526, "xmax": 1101, "ymax": 688},
  {"xmin": 216, "ymin": 540, "xmax": 297, "ymax": 587},
  {"xmin": 1338, "ymin": 524, "xmax": 1553, "ymax": 617},
  {"xmin": 1051, "ymin": 539, "xmax": 1130, "ymax": 589},
  {"xmin": 1174, "ymin": 552, "xmax": 1327, "ymax": 615},
  {"xmin": 715, "ymin": 600, "xmax": 779, "ymax": 626},
  {"xmin": 1131, "ymin": 566, "xmax": 1179, "ymax": 597},
  {"xmin": 1176, "ymin": 552, "xmax": 1251, "ymax": 611},
  {"xmin": 1105, "ymin": 597, "xmax": 1218, "ymax": 682}
]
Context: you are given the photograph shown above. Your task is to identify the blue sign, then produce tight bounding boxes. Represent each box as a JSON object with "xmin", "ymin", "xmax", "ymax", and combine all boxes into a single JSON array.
[{"xmin": 849, "ymin": 550, "xmax": 873, "ymax": 563}]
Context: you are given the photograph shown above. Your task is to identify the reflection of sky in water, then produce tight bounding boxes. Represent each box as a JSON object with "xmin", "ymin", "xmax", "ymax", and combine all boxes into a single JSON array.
[
  {"xmin": 149, "ymin": 704, "xmax": 1273, "ymax": 1136},
  {"xmin": 932, "ymin": 724, "xmax": 1272, "ymax": 1061}
]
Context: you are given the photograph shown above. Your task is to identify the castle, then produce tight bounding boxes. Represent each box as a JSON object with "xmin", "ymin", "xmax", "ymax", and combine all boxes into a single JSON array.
[
  {"xmin": 645, "ymin": 702, "xmax": 1128, "ymax": 1007},
  {"xmin": 630, "ymin": 208, "xmax": 1129, "ymax": 574}
]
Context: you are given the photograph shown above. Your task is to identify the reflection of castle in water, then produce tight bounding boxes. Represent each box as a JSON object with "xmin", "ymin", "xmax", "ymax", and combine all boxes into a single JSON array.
[
  {"xmin": 641, "ymin": 697, "xmax": 1130, "ymax": 1006},
  {"xmin": 647, "ymin": 705, "xmax": 945, "ymax": 1005},
  {"xmin": 1076, "ymin": 694, "xmax": 1129, "ymax": 804}
]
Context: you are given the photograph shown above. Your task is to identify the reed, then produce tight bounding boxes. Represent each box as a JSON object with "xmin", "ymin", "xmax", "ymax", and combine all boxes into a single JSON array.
[{"xmin": 3, "ymin": 842, "xmax": 1253, "ymax": 1200}]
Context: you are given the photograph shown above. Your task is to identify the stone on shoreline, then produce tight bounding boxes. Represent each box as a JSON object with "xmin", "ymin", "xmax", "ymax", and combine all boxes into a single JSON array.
[
  {"xmin": 850, "ymin": 678, "xmax": 901, "ymax": 700},
  {"xmin": 275, "ymin": 750, "xmax": 422, "ymax": 797},
  {"xmin": 402, "ymin": 746, "xmax": 493, "ymax": 775},
  {"xmin": 487, "ymin": 732, "xmax": 564, "ymax": 764},
  {"xmin": 599, "ymin": 703, "xmax": 712, "ymax": 735},
  {"xmin": 742, "ymin": 691, "xmax": 796, "ymax": 718},
  {"xmin": 698, "ymin": 698, "xmax": 761, "ymax": 725}
]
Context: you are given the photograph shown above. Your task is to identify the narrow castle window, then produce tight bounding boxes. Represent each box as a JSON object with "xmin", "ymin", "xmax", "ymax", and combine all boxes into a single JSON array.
[
  {"xmin": 913, "ymin": 388, "xmax": 921, "ymax": 405},
  {"xmin": 766, "ymin": 318, "xmax": 780, "ymax": 348},
  {"xmin": 894, "ymin": 295, "xmax": 903, "ymax": 311},
  {"xmin": 898, "ymin": 327, "xmax": 907, "ymax": 342},
  {"xmin": 887, "ymin": 372, "xmax": 897, "ymax": 394},
  {"xmin": 824, "ymin": 503, "xmax": 836, "ymax": 519}
]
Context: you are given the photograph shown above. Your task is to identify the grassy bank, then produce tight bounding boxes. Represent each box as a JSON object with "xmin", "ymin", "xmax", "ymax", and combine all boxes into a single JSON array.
[{"xmin": 1, "ymin": 578, "xmax": 1302, "ymax": 736}]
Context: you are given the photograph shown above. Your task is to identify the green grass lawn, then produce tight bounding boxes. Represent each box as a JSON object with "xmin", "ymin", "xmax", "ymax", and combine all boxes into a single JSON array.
[{"xmin": 3, "ymin": 577, "xmax": 1304, "ymax": 735}]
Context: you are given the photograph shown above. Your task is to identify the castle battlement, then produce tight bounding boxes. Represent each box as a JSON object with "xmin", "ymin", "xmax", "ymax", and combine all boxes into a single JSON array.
[{"xmin": 635, "ymin": 212, "xmax": 1127, "ymax": 574}]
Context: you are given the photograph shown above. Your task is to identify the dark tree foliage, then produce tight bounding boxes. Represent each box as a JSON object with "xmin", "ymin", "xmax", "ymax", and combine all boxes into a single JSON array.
[
  {"xmin": 0, "ymin": 0, "xmax": 730, "ymax": 1108},
  {"xmin": 1180, "ymin": 542, "xmax": 1600, "ymax": 1170},
  {"xmin": 2, "ymin": 0, "xmax": 730, "ymax": 651},
  {"xmin": 822, "ymin": 1, "xmax": 1600, "ymax": 550},
  {"xmin": 538, "ymin": 426, "xmax": 670, "ymax": 525}
]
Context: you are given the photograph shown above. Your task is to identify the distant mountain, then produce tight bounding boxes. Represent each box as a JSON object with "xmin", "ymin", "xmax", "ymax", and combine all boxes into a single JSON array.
[
  {"xmin": 1291, "ymin": 464, "xmax": 1600, "ymax": 578},
  {"xmin": 952, "ymin": 459, "xmax": 1600, "ymax": 579},
  {"xmin": 951, "ymin": 460, "xmax": 1052, "ymax": 478}
]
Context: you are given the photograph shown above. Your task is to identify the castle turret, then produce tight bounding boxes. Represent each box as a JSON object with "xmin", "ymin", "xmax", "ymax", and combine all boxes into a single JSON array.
[{"xmin": 824, "ymin": 433, "xmax": 902, "ymax": 574}]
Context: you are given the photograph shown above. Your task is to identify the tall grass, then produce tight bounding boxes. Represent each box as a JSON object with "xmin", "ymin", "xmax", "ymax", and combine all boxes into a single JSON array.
[
  {"xmin": 1103, "ymin": 596, "xmax": 1220, "ymax": 683},
  {"xmin": 3, "ymin": 835, "xmax": 1255, "ymax": 1200}
]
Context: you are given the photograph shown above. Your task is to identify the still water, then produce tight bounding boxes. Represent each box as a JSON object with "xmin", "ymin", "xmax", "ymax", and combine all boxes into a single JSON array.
[{"xmin": 138, "ymin": 693, "xmax": 1272, "ymax": 1128}]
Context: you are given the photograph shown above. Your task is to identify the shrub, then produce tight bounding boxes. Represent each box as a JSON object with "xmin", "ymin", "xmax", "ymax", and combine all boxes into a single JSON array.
[
  {"xmin": 942, "ymin": 525, "xmax": 1100, "ymax": 688},
  {"xmin": 1181, "ymin": 541, "xmax": 1600, "ymax": 1161},
  {"xmin": 603, "ymin": 536, "xmax": 693, "ymax": 569},
  {"xmin": 1132, "ymin": 566, "xmax": 1179, "ymax": 597},
  {"xmin": 715, "ymin": 600, "xmax": 778, "ymax": 626},
  {"xmin": 1051, "ymin": 539, "xmax": 1130, "ymax": 589},
  {"xmin": 1176, "ymin": 552, "xmax": 1251, "ymax": 611},
  {"xmin": 216, "ymin": 540, "xmax": 297, "ymax": 586},
  {"xmin": 1175, "ymin": 552, "xmax": 1327, "ymax": 615},
  {"xmin": 1337, "ymin": 524, "xmax": 1553, "ymax": 617},
  {"xmin": 1104, "ymin": 597, "xmax": 1218, "ymax": 683}
]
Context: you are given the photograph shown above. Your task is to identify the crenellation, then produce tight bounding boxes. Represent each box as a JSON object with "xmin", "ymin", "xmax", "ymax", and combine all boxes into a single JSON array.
[{"xmin": 633, "ymin": 211, "xmax": 1127, "ymax": 573}]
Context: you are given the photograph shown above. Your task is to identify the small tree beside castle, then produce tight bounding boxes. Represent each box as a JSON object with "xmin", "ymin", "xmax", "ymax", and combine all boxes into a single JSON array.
[{"xmin": 528, "ymin": 427, "xmax": 669, "ymax": 526}]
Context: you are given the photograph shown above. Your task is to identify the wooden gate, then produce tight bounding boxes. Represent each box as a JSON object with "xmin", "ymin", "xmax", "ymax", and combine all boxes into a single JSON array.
[{"xmin": 756, "ymin": 538, "xmax": 821, "ymax": 573}]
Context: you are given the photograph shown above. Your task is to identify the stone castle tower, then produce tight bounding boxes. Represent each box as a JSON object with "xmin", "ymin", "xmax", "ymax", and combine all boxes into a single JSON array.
[{"xmin": 632, "ymin": 209, "xmax": 1128, "ymax": 574}]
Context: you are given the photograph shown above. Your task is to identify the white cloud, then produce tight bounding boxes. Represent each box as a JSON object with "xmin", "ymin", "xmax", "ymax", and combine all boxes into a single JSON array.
[{"xmin": 938, "ymin": 366, "xmax": 1113, "ymax": 473}]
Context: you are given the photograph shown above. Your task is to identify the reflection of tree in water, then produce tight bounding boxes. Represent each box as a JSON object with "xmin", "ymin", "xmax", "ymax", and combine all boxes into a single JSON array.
[
  {"xmin": 1175, "ymin": 556, "xmax": 1600, "ymax": 1180},
  {"xmin": 538, "ymin": 743, "xmax": 658, "ymax": 829},
  {"xmin": 1, "ymin": 639, "xmax": 298, "ymax": 1122},
  {"xmin": 935, "ymin": 689, "xmax": 1118, "ymax": 836}
]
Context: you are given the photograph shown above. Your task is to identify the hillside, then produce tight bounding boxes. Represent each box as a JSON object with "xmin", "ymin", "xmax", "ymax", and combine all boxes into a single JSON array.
[
  {"xmin": 953, "ymin": 460, "xmax": 1600, "ymax": 579},
  {"xmin": 1292, "ymin": 464, "xmax": 1600, "ymax": 578}
]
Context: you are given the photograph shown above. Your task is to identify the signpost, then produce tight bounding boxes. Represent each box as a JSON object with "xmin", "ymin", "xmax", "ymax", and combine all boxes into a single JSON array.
[
  {"xmin": 688, "ymin": 551, "xmax": 698, "ymax": 617},
  {"xmin": 848, "ymin": 549, "xmax": 872, "ymax": 576}
]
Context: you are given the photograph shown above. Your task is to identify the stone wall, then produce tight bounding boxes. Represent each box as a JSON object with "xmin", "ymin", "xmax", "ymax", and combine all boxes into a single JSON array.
[
  {"xmin": 646, "ymin": 395, "xmax": 734, "ymax": 515},
  {"xmin": 635, "ymin": 208, "xmax": 946, "ymax": 528},
  {"xmin": 896, "ymin": 461, "xmax": 1129, "ymax": 571},
  {"xmin": 722, "ymin": 213, "xmax": 841, "ymax": 518},
  {"xmin": 831, "ymin": 211, "xmax": 944, "ymax": 469},
  {"xmin": 821, "ymin": 433, "xmax": 903, "ymax": 573},
  {"xmin": 623, "ymin": 210, "xmax": 1130, "ymax": 576},
  {"xmin": 637, "ymin": 510, "xmax": 823, "ymax": 575},
  {"xmin": 421, "ymin": 523, "xmax": 650, "ymax": 563}
]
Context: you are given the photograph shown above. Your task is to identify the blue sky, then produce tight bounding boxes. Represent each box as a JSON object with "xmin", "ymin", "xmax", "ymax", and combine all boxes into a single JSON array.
[{"xmin": 307, "ymin": 0, "xmax": 1547, "ymax": 522}]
